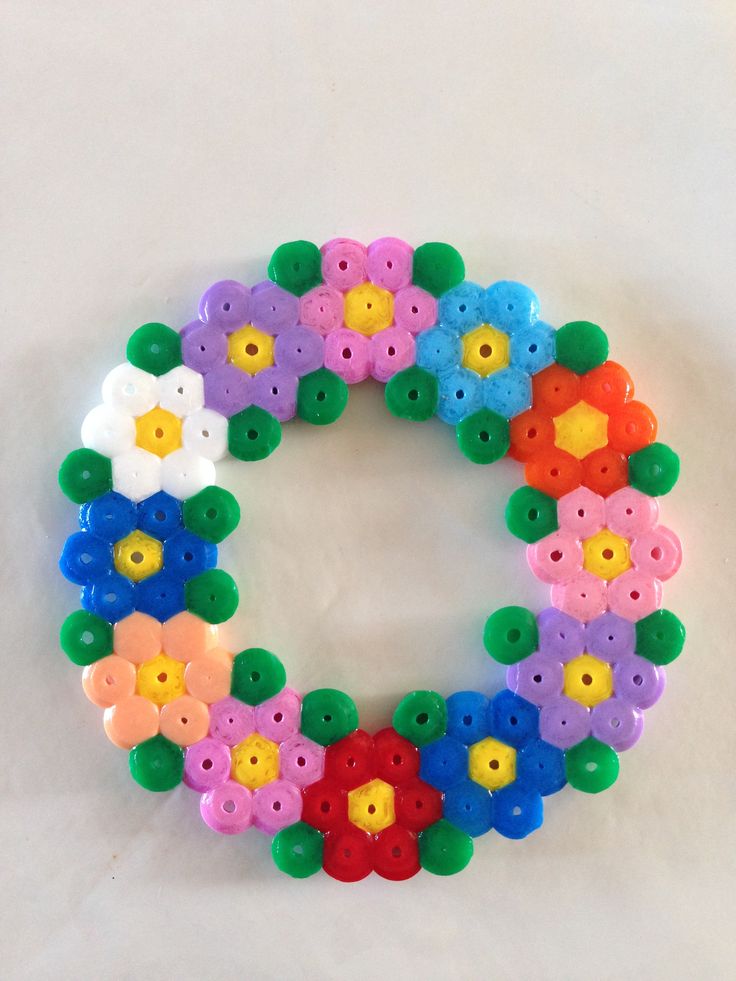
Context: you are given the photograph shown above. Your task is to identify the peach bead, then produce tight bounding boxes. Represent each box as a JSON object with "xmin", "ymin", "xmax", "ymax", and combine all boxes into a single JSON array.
[
  {"xmin": 114, "ymin": 612, "xmax": 162, "ymax": 664},
  {"xmin": 162, "ymin": 611, "xmax": 218, "ymax": 662},
  {"xmin": 82, "ymin": 655, "xmax": 136, "ymax": 708},
  {"xmin": 184, "ymin": 649, "xmax": 233, "ymax": 703},
  {"xmin": 103, "ymin": 694, "xmax": 159, "ymax": 749},
  {"xmin": 159, "ymin": 695, "xmax": 210, "ymax": 746}
]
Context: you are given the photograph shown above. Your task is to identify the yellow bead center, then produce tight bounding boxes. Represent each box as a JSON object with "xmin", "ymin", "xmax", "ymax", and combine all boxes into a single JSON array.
[
  {"xmin": 343, "ymin": 283, "xmax": 394, "ymax": 335},
  {"xmin": 553, "ymin": 400, "xmax": 609, "ymax": 460},
  {"xmin": 468, "ymin": 737, "xmax": 516, "ymax": 790},
  {"xmin": 563, "ymin": 654, "xmax": 613, "ymax": 707},
  {"xmin": 231, "ymin": 733, "xmax": 279, "ymax": 789},
  {"xmin": 582, "ymin": 528, "xmax": 632, "ymax": 581},
  {"xmin": 135, "ymin": 407, "xmax": 183, "ymax": 458},
  {"xmin": 462, "ymin": 324, "xmax": 510, "ymax": 377},
  {"xmin": 113, "ymin": 529, "xmax": 163, "ymax": 582},
  {"xmin": 136, "ymin": 653, "xmax": 186, "ymax": 705},
  {"xmin": 348, "ymin": 778, "xmax": 396, "ymax": 833},
  {"xmin": 228, "ymin": 325, "xmax": 275, "ymax": 374}
]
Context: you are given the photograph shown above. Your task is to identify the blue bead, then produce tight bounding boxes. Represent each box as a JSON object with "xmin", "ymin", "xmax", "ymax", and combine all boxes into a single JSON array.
[
  {"xmin": 510, "ymin": 321, "xmax": 556, "ymax": 375},
  {"xmin": 81, "ymin": 571, "xmax": 135, "ymax": 623},
  {"xmin": 443, "ymin": 779, "xmax": 493, "ymax": 837},
  {"xmin": 419, "ymin": 736, "xmax": 469, "ymax": 791},
  {"xmin": 59, "ymin": 531, "xmax": 111, "ymax": 585},
  {"xmin": 488, "ymin": 690, "xmax": 539, "ymax": 748},
  {"xmin": 446, "ymin": 691, "xmax": 491, "ymax": 744},
  {"xmin": 437, "ymin": 367, "xmax": 482, "ymax": 425},
  {"xmin": 79, "ymin": 491, "xmax": 137, "ymax": 542},
  {"xmin": 517, "ymin": 739, "xmax": 567, "ymax": 796},
  {"xmin": 482, "ymin": 367, "xmax": 532, "ymax": 419},
  {"xmin": 491, "ymin": 784, "xmax": 544, "ymax": 839},
  {"xmin": 135, "ymin": 572, "xmax": 186, "ymax": 621},
  {"xmin": 483, "ymin": 281, "xmax": 540, "ymax": 334},
  {"xmin": 137, "ymin": 491, "xmax": 183, "ymax": 540},
  {"xmin": 438, "ymin": 282, "xmax": 485, "ymax": 334},
  {"xmin": 415, "ymin": 327, "xmax": 461, "ymax": 376},
  {"xmin": 163, "ymin": 530, "xmax": 217, "ymax": 578}
]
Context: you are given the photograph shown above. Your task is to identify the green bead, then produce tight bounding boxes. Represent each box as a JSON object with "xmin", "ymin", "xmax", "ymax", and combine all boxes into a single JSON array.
[
  {"xmin": 419, "ymin": 819, "xmax": 474, "ymax": 875},
  {"xmin": 59, "ymin": 610, "xmax": 113, "ymax": 666},
  {"xmin": 456, "ymin": 409, "xmax": 509, "ymax": 464},
  {"xmin": 635, "ymin": 609, "xmax": 685, "ymax": 665},
  {"xmin": 412, "ymin": 242, "xmax": 465, "ymax": 298},
  {"xmin": 129, "ymin": 734, "xmax": 184, "ymax": 792},
  {"xmin": 231, "ymin": 648, "xmax": 286, "ymax": 705},
  {"xmin": 58, "ymin": 448, "xmax": 112, "ymax": 504},
  {"xmin": 126, "ymin": 323, "xmax": 182, "ymax": 376},
  {"xmin": 182, "ymin": 485, "xmax": 240, "ymax": 544},
  {"xmin": 628, "ymin": 442, "xmax": 680, "ymax": 496},
  {"xmin": 272, "ymin": 821, "xmax": 324, "ymax": 878},
  {"xmin": 392, "ymin": 690, "xmax": 447, "ymax": 747},
  {"xmin": 185, "ymin": 569, "xmax": 239, "ymax": 623},
  {"xmin": 297, "ymin": 368, "xmax": 349, "ymax": 425},
  {"xmin": 267, "ymin": 240, "xmax": 323, "ymax": 296},
  {"xmin": 505, "ymin": 486, "xmax": 559, "ymax": 543},
  {"xmin": 300, "ymin": 689, "xmax": 359, "ymax": 747},
  {"xmin": 483, "ymin": 606, "xmax": 539, "ymax": 665},
  {"xmin": 565, "ymin": 737, "xmax": 619, "ymax": 794},
  {"xmin": 384, "ymin": 366, "xmax": 439, "ymax": 422},
  {"xmin": 555, "ymin": 321, "xmax": 609, "ymax": 375},
  {"xmin": 229, "ymin": 405, "xmax": 282, "ymax": 461}
]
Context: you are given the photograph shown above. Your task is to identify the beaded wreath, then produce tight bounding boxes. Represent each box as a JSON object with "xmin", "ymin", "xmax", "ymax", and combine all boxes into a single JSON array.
[{"xmin": 58, "ymin": 238, "xmax": 684, "ymax": 881}]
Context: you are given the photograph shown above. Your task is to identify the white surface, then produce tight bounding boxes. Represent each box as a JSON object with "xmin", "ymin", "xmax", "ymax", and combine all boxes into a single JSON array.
[{"xmin": 2, "ymin": 2, "xmax": 735, "ymax": 978}]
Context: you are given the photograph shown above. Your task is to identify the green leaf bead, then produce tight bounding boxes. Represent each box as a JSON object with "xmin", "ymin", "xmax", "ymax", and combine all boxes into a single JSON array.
[
  {"xmin": 272, "ymin": 822, "xmax": 324, "ymax": 878},
  {"xmin": 129, "ymin": 734, "xmax": 184, "ymax": 792},
  {"xmin": 185, "ymin": 568, "xmax": 239, "ymax": 623},
  {"xmin": 635, "ymin": 609, "xmax": 685, "ymax": 665},
  {"xmin": 267, "ymin": 240, "xmax": 323, "ymax": 296},
  {"xmin": 300, "ymin": 689, "xmax": 359, "ymax": 747},
  {"xmin": 565, "ymin": 737, "xmax": 619, "ymax": 794},
  {"xmin": 392, "ymin": 690, "xmax": 447, "ymax": 747},
  {"xmin": 419, "ymin": 819, "xmax": 474, "ymax": 875},
  {"xmin": 505, "ymin": 486, "xmax": 559, "ymax": 543},
  {"xmin": 483, "ymin": 606, "xmax": 539, "ymax": 665},
  {"xmin": 384, "ymin": 366, "xmax": 439, "ymax": 422},
  {"xmin": 297, "ymin": 367, "xmax": 349, "ymax": 425},
  {"xmin": 229, "ymin": 405, "xmax": 282, "ymax": 461},
  {"xmin": 628, "ymin": 442, "xmax": 680, "ymax": 496},
  {"xmin": 58, "ymin": 448, "xmax": 112, "ymax": 504},
  {"xmin": 126, "ymin": 323, "xmax": 182, "ymax": 376},
  {"xmin": 231, "ymin": 648, "xmax": 286, "ymax": 706},
  {"xmin": 555, "ymin": 321, "xmax": 609, "ymax": 375},
  {"xmin": 412, "ymin": 242, "xmax": 465, "ymax": 298},
  {"xmin": 59, "ymin": 610, "xmax": 113, "ymax": 666},
  {"xmin": 456, "ymin": 408, "xmax": 509, "ymax": 464},
  {"xmin": 182, "ymin": 485, "xmax": 241, "ymax": 544}
]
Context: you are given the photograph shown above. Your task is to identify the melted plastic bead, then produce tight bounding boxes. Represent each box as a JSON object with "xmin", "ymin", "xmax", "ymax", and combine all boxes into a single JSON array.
[
  {"xmin": 488, "ymin": 689, "xmax": 540, "ymax": 748},
  {"xmin": 159, "ymin": 695, "xmax": 210, "ymax": 746},
  {"xmin": 102, "ymin": 363, "xmax": 159, "ymax": 417},
  {"xmin": 606, "ymin": 486, "xmax": 659, "ymax": 538},
  {"xmin": 268, "ymin": 240, "xmax": 322, "ymax": 297},
  {"xmin": 468, "ymin": 737, "xmax": 516, "ymax": 790},
  {"xmin": 255, "ymin": 688, "xmax": 301, "ymax": 743},
  {"xmin": 607, "ymin": 569, "xmax": 662, "ymax": 621},
  {"xmin": 394, "ymin": 779, "xmax": 443, "ymax": 831},
  {"xmin": 446, "ymin": 691, "xmax": 491, "ymax": 745},
  {"xmin": 126, "ymin": 323, "xmax": 182, "ymax": 377},
  {"xmin": 135, "ymin": 571, "xmax": 185, "ymax": 621},
  {"xmin": 113, "ymin": 611, "xmax": 162, "ymax": 664},
  {"xmin": 249, "ymin": 366, "xmax": 299, "ymax": 422},
  {"xmin": 302, "ymin": 779, "xmax": 348, "ymax": 833},
  {"xmin": 555, "ymin": 321, "xmax": 609, "ymax": 375},
  {"xmin": 184, "ymin": 650, "xmax": 232, "ymax": 703},
  {"xmin": 580, "ymin": 361, "xmax": 634, "ymax": 413},
  {"xmin": 296, "ymin": 367, "xmax": 349, "ymax": 425},
  {"xmin": 550, "ymin": 571, "xmax": 607, "ymax": 623},
  {"xmin": 343, "ymin": 283, "xmax": 394, "ymax": 336},
  {"xmin": 415, "ymin": 326, "xmax": 462, "ymax": 374},
  {"xmin": 582, "ymin": 528, "xmax": 632, "ymax": 581},
  {"xmin": 227, "ymin": 325, "xmax": 275, "ymax": 374},
  {"xmin": 532, "ymin": 364, "xmax": 581, "ymax": 416},
  {"xmin": 565, "ymin": 737, "xmax": 619, "ymax": 793},
  {"xmin": 581, "ymin": 446, "xmax": 629, "ymax": 498},
  {"xmin": 184, "ymin": 737, "xmax": 232, "ymax": 792},
  {"xmin": 103, "ymin": 694, "xmax": 159, "ymax": 749},
  {"xmin": 483, "ymin": 281, "xmax": 539, "ymax": 334},
  {"xmin": 491, "ymin": 784, "xmax": 543, "ymax": 839},
  {"xmin": 393, "ymin": 285, "xmax": 438, "ymax": 334},
  {"xmin": 60, "ymin": 531, "xmax": 111, "ymax": 585},
  {"xmin": 437, "ymin": 367, "xmax": 481, "ymax": 424},
  {"xmin": 200, "ymin": 781, "xmax": 253, "ymax": 833},
  {"xmin": 208, "ymin": 696, "xmax": 255, "ymax": 746},
  {"xmin": 553, "ymin": 401, "xmax": 608, "ymax": 460},
  {"xmin": 272, "ymin": 821, "xmax": 324, "ymax": 878},
  {"xmin": 418, "ymin": 819, "xmax": 473, "ymax": 875},
  {"xmin": 539, "ymin": 696, "xmax": 591, "ymax": 749},
  {"xmin": 439, "ymin": 282, "xmax": 484, "ymax": 333},
  {"xmin": 372, "ymin": 728, "xmax": 419, "ymax": 786},
  {"xmin": 129, "ymin": 733, "xmax": 184, "ymax": 792},
  {"xmin": 563, "ymin": 654, "xmax": 613, "ymax": 707},
  {"xmin": 198, "ymin": 280, "xmax": 251, "ymax": 332},
  {"xmin": 81, "ymin": 570, "xmax": 136, "ymax": 622},
  {"xmin": 59, "ymin": 448, "xmax": 113, "ymax": 504},
  {"xmin": 203, "ymin": 363, "xmax": 251, "ymax": 417},
  {"xmin": 628, "ymin": 442, "xmax": 680, "ymax": 496},
  {"xmin": 456, "ymin": 408, "xmax": 509, "ymax": 464},
  {"xmin": 185, "ymin": 568, "xmax": 239, "ymax": 623},
  {"xmin": 80, "ymin": 491, "xmax": 137, "ymax": 541},
  {"xmin": 506, "ymin": 653, "xmax": 564, "ymax": 706},
  {"xmin": 585, "ymin": 611, "xmax": 635, "ymax": 662},
  {"xmin": 61, "ymin": 609, "xmax": 113, "ymax": 665},
  {"xmin": 384, "ymin": 366, "xmax": 439, "ymax": 422},
  {"xmin": 325, "ymin": 729, "xmax": 374, "ymax": 791},
  {"xmin": 137, "ymin": 490, "xmax": 182, "ymax": 539},
  {"xmin": 516, "ymin": 739, "xmax": 566, "ymax": 796},
  {"xmin": 373, "ymin": 825, "xmax": 420, "ymax": 881},
  {"xmin": 525, "ymin": 447, "xmax": 583, "ymax": 500},
  {"xmin": 182, "ymin": 485, "xmax": 240, "ymax": 544},
  {"xmin": 511, "ymin": 321, "xmax": 556, "ymax": 374},
  {"xmin": 181, "ymin": 323, "xmax": 228, "ymax": 374},
  {"xmin": 136, "ymin": 653, "xmax": 186, "ymax": 705},
  {"xmin": 443, "ymin": 780, "xmax": 493, "ymax": 837},
  {"xmin": 613, "ymin": 656, "xmax": 665, "ymax": 709},
  {"xmin": 635, "ymin": 609, "xmax": 685, "ymax": 665},
  {"xmin": 114, "ymin": 529, "xmax": 163, "ymax": 582},
  {"xmin": 299, "ymin": 285, "xmax": 344, "ymax": 335},
  {"xmin": 82, "ymin": 655, "xmax": 136, "ymax": 708},
  {"xmin": 250, "ymin": 281, "xmax": 300, "ymax": 334},
  {"xmin": 482, "ymin": 367, "xmax": 533, "ymax": 419},
  {"xmin": 392, "ymin": 690, "xmax": 447, "ymax": 747},
  {"xmin": 590, "ymin": 698, "xmax": 643, "ymax": 751},
  {"xmin": 158, "ymin": 365, "xmax": 205, "ymax": 417},
  {"xmin": 537, "ymin": 607, "xmax": 586, "ymax": 661},
  {"xmin": 370, "ymin": 326, "xmax": 415, "ymax": 382},
  {"xmin": 231, "ymin": 648, "xmax": 286, "ymax": 706},
  {"xmin": 81, "ymin": 404, "xmax": 136, "ymax": 458},
  {"xmin": 608, "ymin": 401, "xmax": 658, "ymax": 455},
  {"xmin": 324, "ymin": 327, "xmax": 371, "ymax": 384},
  {"xmin": 412, "ymin": 242, "xmax": 465, "ymax": 298},
  {"xmin": 323, "ymin": 827, "xmax": 373, "ymax": 882},
  {"xmin": 253, "ymin": 780, "xmax": 303, "ymax": 834},
  {"xmin": 228, "ymin": 406, "xmax": 281, "ymax": 461},
  {"xmin": 483, "ymin": 606, "xmax": 538, "ymax": 665},
  {"xmin": 321, "ymin": 238, "xmax": 367, "ymax": 291},
  {"xmin": 348, "ymin": 778, "xmax": 396, "ymax": 833},
  {"xmin": 508, "ymin": 408, "xmax": 556, "ymax": 462},
  {"xmin": 162, "ymin": 610, "xmax": 216, "ymax": 663},
  {"xmin": 420, "ymin": 736, "xmax": 468, "ymax": 791},
  {"xmin": 300, "ymin": 689, "xmax": 359, "ymax": 747},
  {"xmin": 279, "ymin": 733, "xmax": 326, "ymax": 788},
  {"xmin": 111, "ymin": 448, "xmax": 162, "ymax": 503},
  {"xmin": 231, "ymin": 732, "xmax": 279, "ymax": 789},
  {"xmin": 505, "ymin": 486, "xmax": 559, "ymax": 544},
  {"xmin": 631, "ymin": 526, "xmax": 682, "ymax": 580},
  {"xmin": 527, "ymin": 531, "xmax": 583, "ymax": 584},
  {"xmin": 557, "ymin": 485, "xmax": 605, "ymax": 539},
  {"xmin": 462, "ymin": 324, "xmax": 509, "ymax": 375},
  {"xmin": 273, "ymin": 325, "xmax": 325, "ymax": 377},
  {"xmin": 366, "ymin": 237, "xmax": 414, "ymax": 292},
  {"xmin": 160, "ymin": 448, "xmax": 216, "ymax": 499}
]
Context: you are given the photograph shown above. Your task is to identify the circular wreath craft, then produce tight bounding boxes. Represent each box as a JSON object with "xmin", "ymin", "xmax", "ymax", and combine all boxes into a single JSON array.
[{"xmin": 58, "ymin": 238, "xmax": 684, "ymax": 882}]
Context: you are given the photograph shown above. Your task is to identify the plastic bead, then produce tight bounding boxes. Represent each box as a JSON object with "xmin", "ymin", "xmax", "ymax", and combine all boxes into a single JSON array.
[
  {"xmin": 608, "ymin": 401, "xmax": 658, "ymax": 455},
  {"xmin": 60, "ymin": 531, "xmax": 111, "ymax": 585},
  {"xmin": 82, "ymin": 655, "xmax": 136, "ymax": 708},
  {"xmin": 527, "ymin": 531, "xmax": 583, "ymax": 584},
  {"xmin": 200, "ymin": 781, "xmax": 253, "ymax": 834},
  {"xmin": 613, "ymin": 656, "xmax": 665, "ymax": 709},
  {"xmin": 537, "ymin": 607, "xmax": 586, "ymax": 661},
  {"xmin": 113, "ymin": 529, "xmax": 162, "ymax": 582},
  {"xmin": 488, "ymin": 689, "xmax": 539, "ymax": 748},
  {"xmin": 324, "ymin": 327, "xmax": 371, "ymax": 384},
  {"xmin": 392, "ymin": 690, "xmax": 447, "ymax": 747},
  {"xmin": 585, "ymin": 611, "xmax": 635, "ymax": 662},
  {"xmin": 462, "ymin": 324, "xmax": 509, "ymax": 374},
  {"xmin": 437, "ymin": 367, "xmax": 481, "ymax": 424},
  {"xmin": 81, "ymin": 404, "xmax": 136, "ymax": 457},
  {"xmin": 539, "ymin": 696, "xmax": 591, "ymax": 749},
  {"xmin": 516, "ymin": 739, "xmax": 566, "ymax": 796},
  {"xmin": 343, "ymin": 283, "xmax": 394, "ymax": 336},
  {"xmin": 80, "ymin": 491, "xmax": 137, "ymax": 541},
  {"xmin": 607, "ymin": 569, "xmax": 662, "ymax": 621},
  {"xmin": 185, "ymin": 568, "xmax": 239, "ymax": 623},
  {"xmin": 370, "ymin": 326, "xmax": 415, "ymax": 383},
  {"xmin": 456, "ymin": 409, "xmax": 509, "ymax": 464},
  {"xmin": 182, "ymin": 485, "xmax": 240, "ymax": 544},
  {"xmin": 60, "ymin": 609, "xmax": 113, "ymax": 665},
  {"xmin": 491, "ymin": 784, "xmax": 543, "ymax": 839},
  {"xmin": 555, "ymin": 321, "xmax": 609, "ymax": 375},
  {"xmin": 347, "ymin": 778, "xmax": 395, "ymax": 833},
  {"xmin": 159, "ymin": 695, "xmax": 210, "ymax": 746},
  {"xmin": 419, "ymin": 736, "xmax": 468, "ymax": 791},
  {"xmin": 136, "ymin": 490, "xmax": 182, "ymax": 539},
  {"xmin": 384, "ymin": 366, "xmax": 439, "ymax": 422},
  {"xmin": 508, "ymin": 408, "xmax": 556, "ymax": 462},
  {"xmin": 249, "ymin": 366, "xmax": 298, "ymax": 422},
  {"xmin": 631, "ymin": 526, "xmax": 682, "ymax": 580},
  {"xmin": 483, "ymin": 606, "xmax": 539, "ymax": 665},
  {"xmin": 550, "ymin": 572, "xmax": 607, "ymax": 623},
  {"xmin": 372, "ymin": 728, "xmax": 420, "ymax": 786},
  {"xmin": 365, "ymin": 237, "xmax": 413, "ymax": 292},
  {"xmin": 525, "ymin": 447, "xmax": 583, "ymax": 500},
  {"xmin": 446, "ymin": 691, "xmax": 491, "ymax": 745},
  {"xmin": 394, "ymin": 779, "xmax": 443, "ymax": 831},
  {"xmin": 129, "ymin": 734, "xmax": 184, "ymax": 792},
  {"xmin": 273, "ymin": 325, "xmax": 325, "ymax": 377},
  {"xmin": 135, "ymin": 571, "xmax": 185, "ymax": 621},
  {"xmin": 181, "ymin": 323, "xmax": 228, "ymax": 374},
  {"xmin": 184, "ymin": 650, "xmax": 233, "ymax": 704},
  {"xmin": 468, "ymin": 737, "xmax": 516, "ymax": 790},
  {"xmin": 203, "ymin": 363, "xmax": 251, "ymax": 418},
  {"xmin": 373, "ymin": 825, "xmax": 420, "ymax": 881},
  {"xmin": 580, "ymin": 361, "xmax": 634, "ymax": 412},
  {"xmin": 302, "ymin": 778, "xmax": 348, "ymax": 833},
  {"xmin": 296, "ymin": 367, "xmax": 349, "ymax": 426},
  {"xmin": 415, "ymin": 327, "xmax": 462, "ymax": 375},
  {"xmin": 255, "ymin": 688, "xmax": 301, "ymax": 742},
  {"xmin": 158, "ymin": 365, "xmax": 205, "ymax": 417},
  {"xmin": 113, "ymin": 611, "xmax": 162, "ymax": 664},
  {"xmin": 556, "ymin": 486, "xmax": 605, "ymax": 539},
  {"xmin": 126, "ymin": 323, "xmax": 182, "ymax": 377},
  {"xmin": 272, "ymin": 821, "xmax": 324, "ymax": 878},
  {"xmin": 253, "ymin": 780, "xmax": 303, "ymax": 834},
  {"xmin": 532, "ymin": 364, "xmax": 582, "ymax": 416},
  {"xmin": 323, "ymin": 827, "xmax": 373, "ymax": 882},
  {"xmin": 442, "ymin": 780, "xmax": 493, "ymax": 837},
  {"xmin": 418, "ymin": 820, "xmax": 473, "ymax": 875},
  {"xmin": 393, "ymin": 285, "xmax": 438, "ymax": 334},
  {"xmin": 482, "ymin": 367, "xmax": 532, "ymax": 419},
  {"xmin": 507, "ymin": 653, "xmax": 564, "ymax": 707},
  {"xmin": 325, "ymin": 729, "xmax": 374, "ymax": 790},
  {"xmin": 208, "ymin": 696, "xmax": 255, "ymax": 746},
  {"xmin": 635, "ymin": 608, "xmax": 685, "ymax": 665},
  {"xmin": 231, "ymin": 733, "xmax": 279, "ymax": 789},
  {"xmin": 59, "ymin": 448, "xmax": 113, "ymax": 504},
  {"xmin": 483, "ymin": 281, "xmax": 540, "ymax": 334},
  {"xmin": 230, "ymin": 648, "xmax": 286, "ymax": 705},
  {"xmin": 564, "ymin": 737, "xmax": 619, "ymax": 793},
  {"xmin": 81, "ymin": 570, "xmax": 136, "ymax": 622},
  {"xmin": 581, "ymin": 446, "xmax": 629, "ymax": 497},
  {"xmin": 102, "ymin": 363, "xmax": 159, "ymax": 417},
  {"xmin": 279, "ymin": 733, "xmax": 326, "ymax": 787},
  {"xmin": 628, "ymin": 442, "xmax": 680, "ymax": 496},
  {"xmin": 268, "ymin": 240, "xmax": 322, "ymax": 297},
  {"xmin": 103, "ymin": 695, "xmax": 159, "ymax": 749},
  {"xmin": 412, "ymin": 242, "xmax": 465, "ymax": 298},
  {"xmin": 183, "ymin": 737, "xmax": 232, "ymax": 792},
  {"xmin": 160, "ymin": 448, "xmax": 215, "ymax": 500},
  {"xmin": 300, "ymin": 689, "xmax": 359, "ymax": 746},
  {"xmin": 111, "ymin": 448, "xmax": 162, "ymax": 503},
  {"xmin": 136, "ymin": 652, "xmax": 185, "ymax": 705},
  {"xmin": 605, "ymin": 486, "xmax": 659, "ymax": 538},
  {"xmin": 511, "ymin": 321, "xmax": 556, "ymax": 374},
  {"xmin": 590, "ymin": 698, "xmax": 643, "ymax": 751},
  {"xmin": 198, "ymin": 280, "xmax": 251, "ymax": 332},
  {"xmin": 228, "ymin": 406, "xmax": 282, "ymax": 461},
  {"xmin": 563, "ymin": 654, "xmax": 613, "ymax": 707},
  {"xmin": 438, "ymin": 282, "xmax": 484, "ymax": 333},
  {"xmin": 299, "ymin": 285, "xmax": 344, "ymax": 335},
  {"xmin": 162, "ymin": 611, "xmax": 217, "ymax": 662}
]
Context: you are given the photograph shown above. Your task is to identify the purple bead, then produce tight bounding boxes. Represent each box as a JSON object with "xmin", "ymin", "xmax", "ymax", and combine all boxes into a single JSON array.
[
  {"xmin": 200, "ymin": 780, "xmax": 253, "ymax": 834},
  {"xmin": 613, "ymin": 656, "xmax": 666, "ymax": 709},
  {"xmin": 209, "ymin": 696, "xmax": 255, "ymax": 746},
  {"xmin": 585, "ymin": 612, "xmax": 636, "ymax": 663},
  {"xmin": 198, "ymin": 280, "xmax": 251, "ymax": 333},
  {"xmin": 590, "ymin": 698, "xmax": 644, "ymax": 751},
  {"xmin": 204, "ymin": 363, "xmax": 252, "ymax": 417},
  {"xmin": 182, "ymin": 323, "xmax": 228, "ymax": 374},
  {"xmin": 274, "ymin": 325, "xmax": 325, "ymax": 376},
  {"xmin": 250, "ymin": 281, "xmax": 299, "ymax": 335},
  {"xmin": 507, "ymin": 653, "xmax": 564, "ymax": 707},
  {"xmin": 539, "ymin": 696, "xmax": 591, "ymax": 749},
  {"xmin": 279, "ymin": 733, "xmax": 325, "ymax": 788},
  {"xmin": 254, "ymin": 688, "xmax": 301, "ymax": 743},
  {"xmin": 180, "ymin": 319, "xmax": 203, "ymax": 339},
  {"xmin": 250, "ymin": 366, "xmax": 298, "ymax": 421},
  {"xmin": 184, "ymin": 737, "xmax": 232, "ymax": 792},
  {"xmin": 537, "ymin": 608, "xmax": 586, "ymax": 662},
  {"xmin": 253, "ymin": 780, "xmax": 303, "ymax": 835}
]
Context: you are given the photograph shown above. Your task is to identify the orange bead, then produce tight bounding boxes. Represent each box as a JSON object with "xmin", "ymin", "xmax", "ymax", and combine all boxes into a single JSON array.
[
  {"xmin": 161, "ymin": 611, "xmax": 218, "ymax": 663},
  {"xmin": 580, "ymin": 361, "xmax": 634, "ymax": 412},
  {"xmin": 114, "ymin": 612, "xmax": 162, "ymax": 664},
  {"xmin": 508, "ymin": 409, "xmax": 556, "ymax": 463},
  {"xmin": 159, "ymin": 695, "xmax": 210, "ymax": 746},
  {"xmin": 581, "ymin": 446, "xmax": 629, "ymax": 497},
  {"xmin": 607, "ymin": 400, "xmax": 657, "ymax": 454},
  {"xmin": 184, "ymin": 648, "xmax": 233, "ymax": 703},
  {"xmin": 103, "ymin": 694, "xmax": 159, "ymax": 749},
  {"xmin": 532, "ymin": 365, "xmax": 581, "ymax": 416},
  {"xmin": 82, "ymin": 655, "xmax": 136, "ymax": 708},
  {"xmin": 525, "ymin": 447, "xmax": 583, "ymax": 499}
]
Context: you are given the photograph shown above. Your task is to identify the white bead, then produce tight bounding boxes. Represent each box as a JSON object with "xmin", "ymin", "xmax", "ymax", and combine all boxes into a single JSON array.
[
  {"xmin": 181, "ymin": 408, "xmax": 229, "ymax": 461},
  {"xmin": 160, "ymin": 448, "xmax": 216, "ymax": 500},
  {"xmin": 102, "ymin": 362, "xmax": 159, "ymax": 417},
  {"xmin": 81, "ymin": 404, "xmax": 136, "ymax": 457},
  {"xmin": 158, "ymin": 365, "xmax": 205, "ymax": 418},
  {"xmin": 112, "ymin": 447, "xmax": 162, "ymax": 502}
]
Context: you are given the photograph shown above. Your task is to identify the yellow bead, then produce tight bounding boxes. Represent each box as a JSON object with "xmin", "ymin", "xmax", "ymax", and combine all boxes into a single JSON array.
[
  {"xmin": 228, "ymin": 325, "xmax": 275, "ymax": 374},
  {"xmin": 114, "ymin": 529, "xmax": 163, "ymax": 582},
  {"xmin": 231, "ymin": 733, "xmax": 279, "ymax": 790},
  {"xmin": 553, "ymin": 400, "xmax": 609, "ymax": 460},
  {"xmin": 136, "ymin": 653, "xmax": 186, "ymax": 706},
  {"xmin": 468, "ymin": 737, "xmax": 516, "ymax": 790},
  {"xmin": 135, "ymin": 407, "xmax": 183, "ymax": 458},
  {"xmin": 563, "ymin": 653, "xmax": 613, "ymax": 707},
  {"xmin": 348, "ymin": 778, "xmax": 395, "ymax": 834},
  {"xmin": 583, "ymin": 528, "xmax": 632, "ymax": 581},
  {"xmin": 461, "ymin": 324, "xmax": 510, "ymax": 377},
  {"xmin": 343, "ymin": 283, "xmax": 394, "ymax": 335}
]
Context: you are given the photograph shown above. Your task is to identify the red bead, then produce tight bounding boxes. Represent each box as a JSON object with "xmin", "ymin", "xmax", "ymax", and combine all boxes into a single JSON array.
[
  {"xmin": 373, "ymin": 825, "xmax": 420, "ymax": 881},
  {"xmin": 322, "ymin": 828, "xmax": 373, "ymax": 882},
  {"xmin": 301, "ymin": 778, "xmax": 348, "ymax": 833},
  {"xmin": 394, "ymin": 778, "xmax": 443, "ymax": 831},
  {"xmin": 324, "ymin": 729, "xmax": 374, "ymax": 790},
  {"xmin": 373, "ymin": 728, "xmax": 419, "ymax": 787}
]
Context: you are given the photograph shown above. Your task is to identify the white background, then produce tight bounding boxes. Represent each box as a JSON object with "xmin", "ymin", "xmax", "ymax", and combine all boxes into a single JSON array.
[{"xmin": 2, "ymin": 2, "xmax": 735, "ymax": 978}]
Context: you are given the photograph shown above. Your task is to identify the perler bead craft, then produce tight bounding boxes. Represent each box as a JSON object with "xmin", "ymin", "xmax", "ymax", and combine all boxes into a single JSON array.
[{"xmin": 58, "ymin": 238, "xmax": 684, "ymax": 881}]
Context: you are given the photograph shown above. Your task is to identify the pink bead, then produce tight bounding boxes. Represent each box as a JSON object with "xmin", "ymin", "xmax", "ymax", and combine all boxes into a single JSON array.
[
  {"xmin": 370, "ymin": 327, "xmax": 416, "ymax": 383},
  {"xmin": 550, "ymin": 571, "xmax": 607, "ymax": 622},
  {"xmin": 631, "ymin": 526, "xmax": 682, "ymax": 581},
  {"xmin": 299, "ymin": 285, "xmax": 344, "ymax": 335},
  {"xmin": 279, "ymin": 733, "xmax": 325, "ymax": 788},
  {"xmin": 321, "ymin": 238, "xmax": 367, "ymax": 291},
  {"xmin": 606, "ymin": 487, "xmax": 659, "ymax": 537},
  {"xmin": 324, "ymin": 327, "xmax": 371, "ymax": 384},
  {"xmin": 607, "ymin": 569, "xmax": 662, "ymax": 621},
  {"xmin": 253, "ymin": 780, "xmax": 303, "ymax": 835},
  {"xmin": 200, "ymin": 780, "xmax": 253, "ymax": 834},
  {"xmin": 527, "ymin": 532, "xmax": 583, "ymax": 584},
  {"xmin": 208, "ymin": 696, "xmax": 255, "ymax": 746},
  {"xmin": 366, "ymin": 237, "xmax": 413, "ymax": 292},
  {"xmin": 557, "ymin": 486, "xmax": 606, "ymax": 539},
  {"xmin": 254, "ymin": 688, "xmax": 301, "ymax": 743},
  {"xmin": 590, "ymin": 698, "xmax": 644, "ymax": 751},
  {"xmin": 184, "ymin": 737, "xmax": 232, "ymax": 792},
  {"xmin": 393, "ymin": 286, "xmax": 438, "ymax": 334}
]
